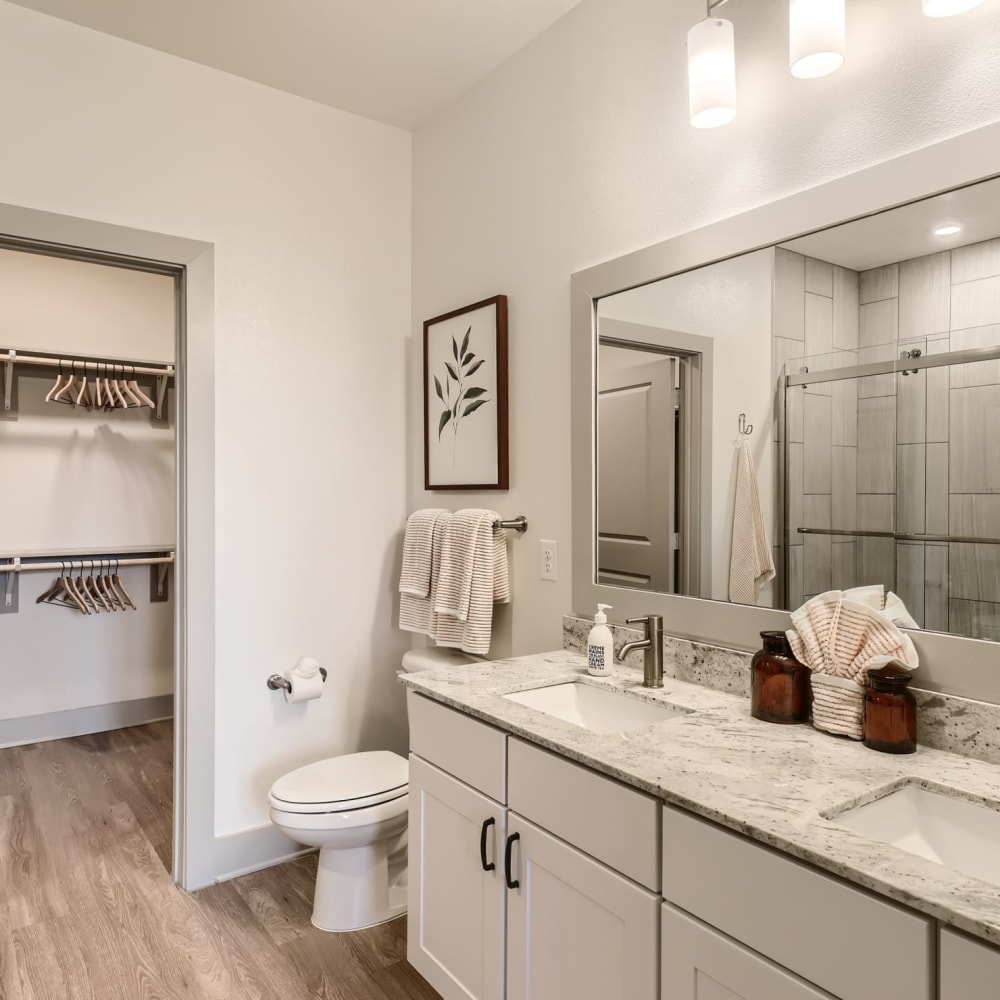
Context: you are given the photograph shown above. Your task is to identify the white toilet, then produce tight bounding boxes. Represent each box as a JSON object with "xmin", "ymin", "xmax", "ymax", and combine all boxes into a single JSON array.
[{"xmin": 268, "ymin": 646, "xmax": 480, "ymax": 932}]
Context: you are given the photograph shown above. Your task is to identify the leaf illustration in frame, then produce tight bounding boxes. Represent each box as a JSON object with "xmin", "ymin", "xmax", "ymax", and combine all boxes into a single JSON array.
[
  {"xmin": 438, "ymin": 409, "xmax": 452, "ymax": 440},
  {"xmin": 464, "ymin": 386, "xmax": 487, "ymax": 400},
  {"xmin": 445, "ymin": 361, "xmax": 459, "ymax": 381},
  {"xmin": 465, "ymin": 358, "xmax": 486, "ymax": 377},
  {"xmin": 433, "ymin": 375, "xmax": 445, "ymax": 403},
  {"xmin": 451, "ymin": 336, "xmax": 459, "ymax": 362},
  {"xmin": 460, "ymin": 326, "xmax": 471, "ymax": 358},
  {"xmin": 462, "ymin": 352, "xmax": 474, "ymax": 367},
  {"xmin": 463, "ymin": 398, "xmax": 489, "ymax": 418}
]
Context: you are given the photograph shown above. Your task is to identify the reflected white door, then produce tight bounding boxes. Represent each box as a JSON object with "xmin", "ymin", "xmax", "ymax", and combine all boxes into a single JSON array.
[{"xmin": 598, "ymin": 358, "xmax": 676, "ymax": 591}]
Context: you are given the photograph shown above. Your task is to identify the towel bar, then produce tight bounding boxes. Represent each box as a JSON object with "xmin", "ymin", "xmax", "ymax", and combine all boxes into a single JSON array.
[{"xmin": 494, "ymin": 515, "xmax": 528, "ymax": 534}]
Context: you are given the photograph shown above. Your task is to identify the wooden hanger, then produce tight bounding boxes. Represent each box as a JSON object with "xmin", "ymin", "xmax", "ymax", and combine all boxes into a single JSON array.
[
  {"xmin": 35, "ymin": 562, "xmax": 86, "ymax": 612},
  {"xmin": 126, "ymin": 365, "xmax": 155, "ymax": 408},
  {"xmin": 45, "ymin": 361, "xmax": 69, "ymax": 403},
  {"xmin": 100, "ymin": 561, "xmax": 124, "ymax": 611},
  {"xmin": 111, "ymin": 560, "xmax": 137, "ymax": 611},
  {"xmin": 75, "ymin": 362, "xmax": 94, "ymax": 410},
  {"xmin": 52, "ymin": 361, "xmax": 78, "ymax": 403},
  {"xmin": 86, "ymin": 562, "xmax": 111, "ymax": 613}
]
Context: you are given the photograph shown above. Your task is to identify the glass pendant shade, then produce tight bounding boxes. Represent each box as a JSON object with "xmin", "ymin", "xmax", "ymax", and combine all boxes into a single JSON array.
[
  {"xmin": 789, "ymin": 0, "xmax": 845, "ymax": 79},
  {"xmin": 687, "ymin": 18, "xmax": 737, "ymax": 129},
  {"xmin": 923, "ymin": 0, "xmax": 981, "ymax": 15}
]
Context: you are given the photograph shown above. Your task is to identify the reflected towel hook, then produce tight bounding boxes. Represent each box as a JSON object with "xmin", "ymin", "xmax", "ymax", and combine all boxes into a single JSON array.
[{"xmin": 738, "ymin": 413, "xmax": 753, "ymax": 437}]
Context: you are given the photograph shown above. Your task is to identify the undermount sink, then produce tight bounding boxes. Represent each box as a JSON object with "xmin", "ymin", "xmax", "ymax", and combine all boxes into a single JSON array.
[
  {"xmin": 828, "ymin": 782, "xmax": 1000, "ymax": 888},
  {"xmin": 503, "ymin": 681, "xmax": 690, "ymax": 734}
]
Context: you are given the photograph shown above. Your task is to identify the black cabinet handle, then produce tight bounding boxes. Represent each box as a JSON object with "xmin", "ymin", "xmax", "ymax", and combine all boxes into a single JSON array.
[
  {"xmin": 480, "ymin": 817, "xmax": 496, "ymax": 872},
  {"xmin": 504, "ymin": 832, "xmax": 520, "ymax": 889}
]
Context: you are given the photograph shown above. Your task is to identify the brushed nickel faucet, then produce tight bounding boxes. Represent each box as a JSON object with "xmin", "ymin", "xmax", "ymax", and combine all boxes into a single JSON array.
[{"xmin": 618, "ymin": 615, "xmax": 664, "ymax": 688}]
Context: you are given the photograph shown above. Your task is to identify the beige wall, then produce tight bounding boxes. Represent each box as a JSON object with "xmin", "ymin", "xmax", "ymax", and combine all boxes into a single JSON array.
[{"xmin": 410, "ymin": 0, "xmax": 1000, "ymax": 656}]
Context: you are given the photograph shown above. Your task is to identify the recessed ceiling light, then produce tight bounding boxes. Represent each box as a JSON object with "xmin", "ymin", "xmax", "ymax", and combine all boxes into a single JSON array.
[
  {"xmin": 933, "ymin": 224, "xmax": 962, "ymax": 237},
  {"xmin": 923, "ymin": 0, "xmax": 982, "ymax": 17}
]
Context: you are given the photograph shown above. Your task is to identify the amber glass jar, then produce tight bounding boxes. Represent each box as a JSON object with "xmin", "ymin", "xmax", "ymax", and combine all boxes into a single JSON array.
[
  {"xmin": 864, "ymin": 662, "xmax": 917, "ymax": 754},
  {"xmin": 751, "ymin": 631, "xmax": 811, "ymax": 724}
]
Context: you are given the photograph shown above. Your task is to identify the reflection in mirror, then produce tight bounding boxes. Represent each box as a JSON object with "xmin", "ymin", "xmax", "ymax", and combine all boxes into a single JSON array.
[{"xmin": 592, "ymin": 176, "xmax": 1000, "ymax": 643}]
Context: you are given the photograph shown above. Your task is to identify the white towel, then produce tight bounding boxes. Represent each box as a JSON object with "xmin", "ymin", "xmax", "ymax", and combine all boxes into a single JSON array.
[
  {"xmin": 399, "ymin": 509, "xmax": 450, "ymax": 596},
  {"xmin": 728, "ymin": 440, "xmax": 775, "ymax": 604},
  {"xmin": 399, "ymin": 511, "xmax": 452, "ymax": 635},
  {"xmin": 434, "ymin": 509, "xmax": 509, "ymax": 656}
]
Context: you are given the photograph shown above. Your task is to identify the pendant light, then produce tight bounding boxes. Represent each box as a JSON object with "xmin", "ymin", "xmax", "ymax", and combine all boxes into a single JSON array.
[
  {"xmin": 687, "ymin": 16, "xmax": 737, "ymax": 128},
  {"xmin": 922, "ymin": 0, "xmax": 981, "ymax": 15},
  {"xmin": 789, "ymin": 0, "xmax": 845, "ymax": 79}
]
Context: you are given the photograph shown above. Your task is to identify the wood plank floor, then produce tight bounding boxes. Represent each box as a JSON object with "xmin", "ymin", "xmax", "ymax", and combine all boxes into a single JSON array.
[{"xmin": 0, "ymin": 721, "xmax": 441, "ymax": 1000}]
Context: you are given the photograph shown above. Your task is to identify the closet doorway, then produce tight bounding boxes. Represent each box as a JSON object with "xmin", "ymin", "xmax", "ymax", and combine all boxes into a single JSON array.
[{"xmin": 0, "ymin": 238, "xmax": 182, "ymax": 882}]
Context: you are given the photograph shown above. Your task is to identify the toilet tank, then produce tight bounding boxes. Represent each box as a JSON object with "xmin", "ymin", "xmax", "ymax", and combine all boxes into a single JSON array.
[{"xmin": 400, "ymin": 647, "xmax": 483, "ymax": 673}]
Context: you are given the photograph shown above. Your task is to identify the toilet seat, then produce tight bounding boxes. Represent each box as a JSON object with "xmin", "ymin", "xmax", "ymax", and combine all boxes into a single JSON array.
[{"xmin": 268, "ymin": 750, "xmax": 408, "ymax": 815}]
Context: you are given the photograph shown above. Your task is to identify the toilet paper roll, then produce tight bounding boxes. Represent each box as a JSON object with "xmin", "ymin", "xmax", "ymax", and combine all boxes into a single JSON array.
[{"xmin": 283, "ymin": 669, "xmax": 324, "ymax": 704}]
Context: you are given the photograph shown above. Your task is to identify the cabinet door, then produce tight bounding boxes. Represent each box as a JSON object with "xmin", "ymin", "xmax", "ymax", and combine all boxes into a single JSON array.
[
  {"xmin": 940, "ymin": 928, "xmax": 1000, "ymax": 1000},
  {"xmin": 408, "ymin": 755, "xmax": 506, "ymax": 1000},
  {"xmin": 506, "ymin": 813, "xmax": 659, "ymax": 1000},
  {"xmin": 661, "ymin": 904, "xmax": 836, "ymax": 1000}
]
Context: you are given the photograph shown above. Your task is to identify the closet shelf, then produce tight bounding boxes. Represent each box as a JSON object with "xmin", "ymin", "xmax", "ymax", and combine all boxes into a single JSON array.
[
  {"xmin": 0, "ymin": 542, "xmax": 175, "ymax": 561},
  {"xmin": 3, "ymin": 346, "xmax": 174, "ymax": 423}
]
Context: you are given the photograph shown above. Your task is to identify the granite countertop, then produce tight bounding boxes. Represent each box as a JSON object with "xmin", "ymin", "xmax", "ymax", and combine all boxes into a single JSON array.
[{"xmin": 400, "ymin": 649, "xmax": 1000, "ymax": 947}]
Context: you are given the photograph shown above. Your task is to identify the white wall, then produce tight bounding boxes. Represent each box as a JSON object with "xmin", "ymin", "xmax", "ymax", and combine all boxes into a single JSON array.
[
  {"xmin": 0, "ymin": 250, "xmax": 176, "ymax": 721},
  {"xmin": 0, "ymin": 2, "xmax": 411, "ymax": 837},
  {"xmin": 599, "ymin": 251, "xmax": 775, "ymax": 604},
  {"xmin": 410, "ymin": 0, "xmax": 1000, "ymax": 654}
]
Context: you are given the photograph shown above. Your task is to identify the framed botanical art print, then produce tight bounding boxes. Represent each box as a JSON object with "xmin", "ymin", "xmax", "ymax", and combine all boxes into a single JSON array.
[{"xmin": 423, "ymin": 294, "xmax": 509, "ymax": 490}]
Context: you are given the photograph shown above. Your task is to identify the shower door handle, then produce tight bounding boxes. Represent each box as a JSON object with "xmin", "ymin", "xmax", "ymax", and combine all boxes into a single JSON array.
[{"xmin": 479, "ymin": 817, "xmax": 496, "ymax": 872}]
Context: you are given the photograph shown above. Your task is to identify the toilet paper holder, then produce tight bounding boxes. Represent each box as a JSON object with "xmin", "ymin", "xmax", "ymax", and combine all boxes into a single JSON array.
[{"xmin": 267, "ymin": 668, "xmax": 328, "ymax": 693}]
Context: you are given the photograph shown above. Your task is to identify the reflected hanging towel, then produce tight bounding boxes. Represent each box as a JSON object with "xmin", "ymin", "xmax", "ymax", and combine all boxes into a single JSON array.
[{"xmin": 728, "ymin": 440, "xmax": 775, "ymax": 605}]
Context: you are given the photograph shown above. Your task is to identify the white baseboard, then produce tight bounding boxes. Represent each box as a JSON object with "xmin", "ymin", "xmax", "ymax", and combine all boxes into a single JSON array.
[
  {"xmin": 180, "ymin": 822, "xmax": 310, "ymax": 891},
  {"xmin": 0, "ymin": 694, "xmax": 174, "ymax": 749}
]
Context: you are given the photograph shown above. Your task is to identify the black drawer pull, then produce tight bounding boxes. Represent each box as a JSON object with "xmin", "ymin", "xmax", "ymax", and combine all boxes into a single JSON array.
[
  {"xmin": 480, "ymin": 817, "xmax": 496, "ymax": 872},
  {"xmin": 504, "ymin": 832, "xmax": 520, "ymax": 889}
]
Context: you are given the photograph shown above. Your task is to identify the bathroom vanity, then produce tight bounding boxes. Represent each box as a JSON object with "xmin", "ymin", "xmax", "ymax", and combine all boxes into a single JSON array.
[{"xmin": 401, "ymin": 650, "xmax": 1000, "ymax": 1000}]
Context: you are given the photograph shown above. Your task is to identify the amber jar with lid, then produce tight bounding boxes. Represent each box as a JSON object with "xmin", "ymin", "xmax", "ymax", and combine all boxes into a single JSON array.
[
  {"xmin": 864, "ymin": 661, "xmax": 917, "ymax": 754},
  {"xmin": 751, "ymin": 631, "xmax": 811, "ymax": 724}
]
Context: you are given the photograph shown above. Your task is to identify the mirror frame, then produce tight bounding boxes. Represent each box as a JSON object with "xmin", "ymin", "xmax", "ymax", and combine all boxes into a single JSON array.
[{"xmin": 571, "ymin": 122, "xmax": 1000, "ymax": 703}]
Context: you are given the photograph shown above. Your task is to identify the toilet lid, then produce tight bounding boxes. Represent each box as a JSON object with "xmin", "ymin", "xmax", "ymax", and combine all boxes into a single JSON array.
[{"xmin": 270, "ymin": 751, "xmax": 408, "ymax": 812}]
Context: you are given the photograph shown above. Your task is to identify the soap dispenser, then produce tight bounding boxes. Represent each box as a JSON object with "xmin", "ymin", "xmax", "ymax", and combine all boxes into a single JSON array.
[{"xmin": 587, "ymin": 604, "xmax": 614, "ymax": 676}]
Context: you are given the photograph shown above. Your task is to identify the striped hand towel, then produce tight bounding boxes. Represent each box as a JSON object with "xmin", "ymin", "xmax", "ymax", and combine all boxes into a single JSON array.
[
  {"xmin": 399, "ymin": 511, "xmax": 452, "ymax": 635},
  {"xmin": 728, "ymin": 440, "xmax": 775, "ymax": 605},
  {"xmin": 434, "ymin": 509, "xmax": 508, "ymax": 656},
  {"xmin": 399, "ymin": 509, "xmax": 450, "ymax": 597}
]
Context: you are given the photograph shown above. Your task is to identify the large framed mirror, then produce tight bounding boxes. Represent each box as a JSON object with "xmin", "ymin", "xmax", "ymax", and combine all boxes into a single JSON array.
[{"xmin": 571, "ymin": 123, "xmax": 1000, "ymax": 702}]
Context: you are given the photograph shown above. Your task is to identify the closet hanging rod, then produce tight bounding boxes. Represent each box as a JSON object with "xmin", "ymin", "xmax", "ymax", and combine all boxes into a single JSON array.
[
  {"xmin": 2, "ymin": 349, "xmax": 174, "ymax": 379},
  {"xmin": 494, "ymin": 516, "xmax": 528, "ymax": 534},
  {"xmin": 0, "ymin": 553, "xmax": 174, "ymax": 574}
]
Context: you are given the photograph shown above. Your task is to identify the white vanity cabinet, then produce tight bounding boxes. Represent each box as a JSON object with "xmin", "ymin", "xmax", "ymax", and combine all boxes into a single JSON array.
[
  {"xmin": 506, "ymin": 814, "xmax": 659, "ymax": 1000},
  {"xmin": 408, "ymin": 693, "xmax": 509, "ymax": 1000},
  {"xmin": 940, "ymin": 928, "xmax": 1000, "ymax": 999},
  {"xmin": 661, "ymin": 904, "xmax": 836, "ymax": 1000},
  {"xmin": 407, "ymin": 693, "xmax": 661, "ymax": 1000},
  {"xmin": 661, "ymin": 806, "xmax": 934, "ymax": 1000}
]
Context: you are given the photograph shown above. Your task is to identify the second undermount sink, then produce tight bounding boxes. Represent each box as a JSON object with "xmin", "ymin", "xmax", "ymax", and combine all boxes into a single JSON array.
[
  {"xmin": 503, "ymin": 681, "xmax": 690, "ymax": 734},
  {"xmin": 828, "ymin": 782, "xmax": 1000, "ymax": 888}
]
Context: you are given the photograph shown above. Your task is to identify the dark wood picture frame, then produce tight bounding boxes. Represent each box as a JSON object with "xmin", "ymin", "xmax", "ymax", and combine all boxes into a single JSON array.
[{"xmin": 423, "ymin": 294, "xmax": 509, "ymax": 491}]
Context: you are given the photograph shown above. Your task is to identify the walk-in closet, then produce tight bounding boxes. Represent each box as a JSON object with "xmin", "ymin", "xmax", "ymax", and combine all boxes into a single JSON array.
[{"xmin": 0, "ymin": 241, "xmax": 178, "ymax": 879}]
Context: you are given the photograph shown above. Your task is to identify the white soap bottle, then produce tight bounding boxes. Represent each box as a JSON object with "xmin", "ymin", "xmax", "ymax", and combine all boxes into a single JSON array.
[{"xmin": 587, "ymin": 604, "xmax": 614, "ymax": 676}]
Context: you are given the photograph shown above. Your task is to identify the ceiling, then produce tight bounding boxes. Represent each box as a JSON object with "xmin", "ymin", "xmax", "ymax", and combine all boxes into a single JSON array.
[{"xmin": 6, "ymin": 0, "xmax": 584, "ymax": 130}]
